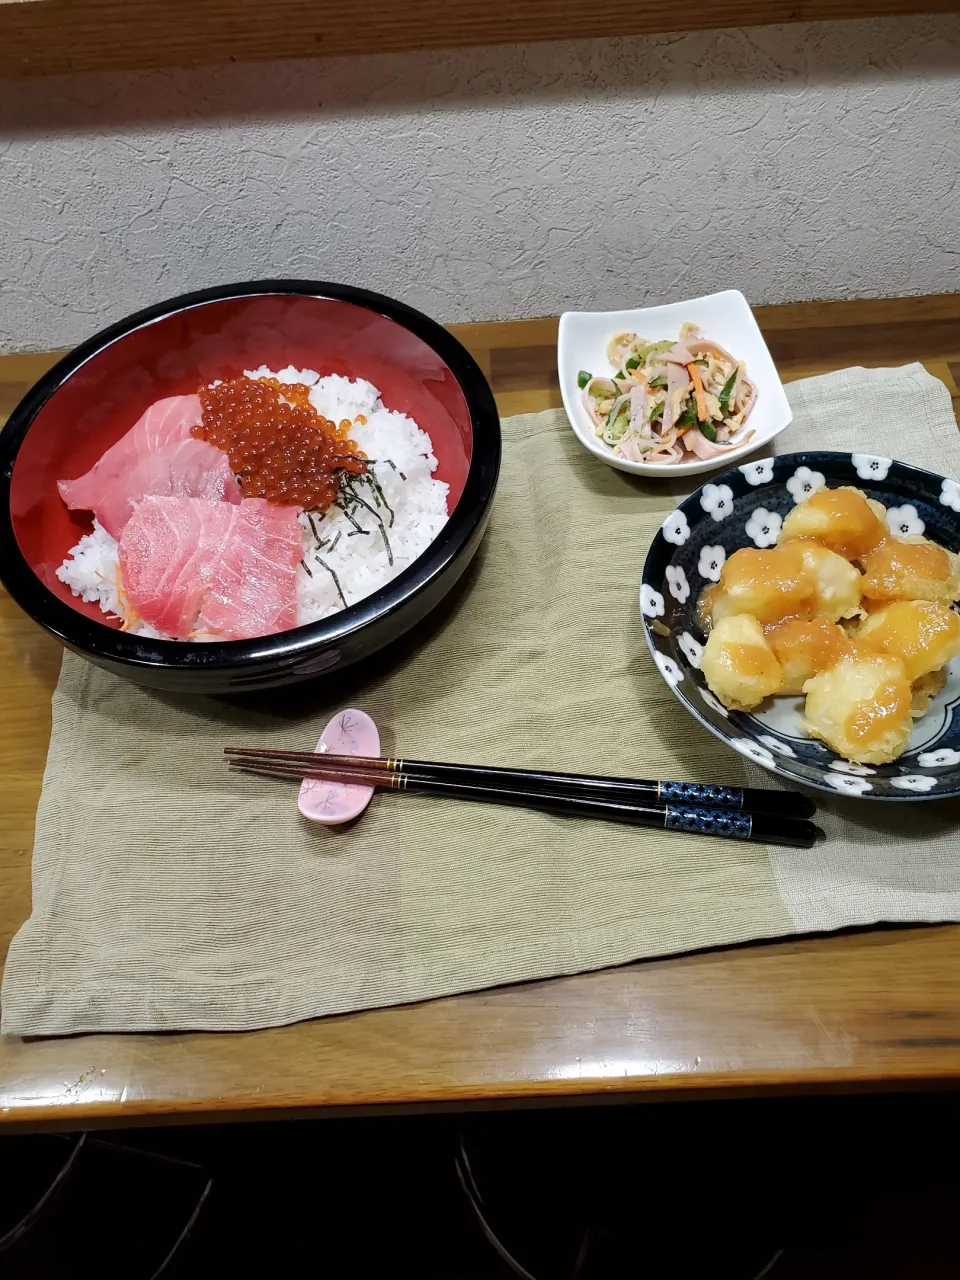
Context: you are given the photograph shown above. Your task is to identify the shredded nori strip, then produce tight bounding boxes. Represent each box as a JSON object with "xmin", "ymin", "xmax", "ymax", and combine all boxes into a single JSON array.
[
  {"xmin": 300, "ymin": 558, "xmax": 314, "ymax": 578},
  {"xmin": 366, "ymin": 469, "xmax": 395, "ymax": 528},
  {"xmin": 329, "ymin": 531, "xmax": 342, "ymax": 553},
  {"xmin": 342, "ymin": 476, "xmax": 394, "ymax": 566},
  {"xmin": 306, "ymin": 512, "xmax": 320, "ymax": 542},
  {"xmin": 316, "ymin": 558, "xmax": 348, "ymax": 609},
  {"xmin": 331, "ymin": 501, "xmax": 368, "ymax": 535},
  {"xmin": 383, "ymin": 459, "xmax": 407, "ymax": 481}
]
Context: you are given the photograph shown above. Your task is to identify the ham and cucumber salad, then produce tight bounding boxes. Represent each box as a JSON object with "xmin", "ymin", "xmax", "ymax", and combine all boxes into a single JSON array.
[
  {"xmin": 56, "ymin": 369, "xmax": 450, "ymax": 641},
  {"xmin": 577, "ymin": 323, "xmax": 757, "ymax": 465}
]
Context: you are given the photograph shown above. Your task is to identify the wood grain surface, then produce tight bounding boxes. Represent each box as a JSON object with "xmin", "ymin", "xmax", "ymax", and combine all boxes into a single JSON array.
[
  {"xmin": 2, "ymin": 0, "xmax": 959, "ymax": 78},
  {"xmin": 1, "ymin": 293, "xmax": 960, "ymax": 1131}
]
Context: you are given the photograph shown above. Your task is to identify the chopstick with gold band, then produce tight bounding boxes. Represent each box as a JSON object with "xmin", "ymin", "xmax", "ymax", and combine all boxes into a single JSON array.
[
  {"xmin": 224, "ymin": 748, "xmax": 815, "ymax": 820},
  {"xmin": 225, "ymin": 753, "xmax": 820, "ymax": 849}
]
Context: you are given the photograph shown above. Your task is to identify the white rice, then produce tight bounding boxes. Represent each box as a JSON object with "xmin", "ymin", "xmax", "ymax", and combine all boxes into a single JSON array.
[{"xmin": 56, "ymin": 371, "xmax": 450, "ymax": 638}]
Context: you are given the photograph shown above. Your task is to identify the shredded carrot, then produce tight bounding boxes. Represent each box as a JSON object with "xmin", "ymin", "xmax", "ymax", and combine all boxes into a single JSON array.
[{"xmin": 687, "ymin": 362, "xmax": 708, "ymax": 422}]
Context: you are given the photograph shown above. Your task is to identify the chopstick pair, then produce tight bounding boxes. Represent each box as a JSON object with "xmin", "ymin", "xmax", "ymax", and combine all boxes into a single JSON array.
[{"xmin": 225, "ymin": 748, "xmax": 820, "ymax": 849}]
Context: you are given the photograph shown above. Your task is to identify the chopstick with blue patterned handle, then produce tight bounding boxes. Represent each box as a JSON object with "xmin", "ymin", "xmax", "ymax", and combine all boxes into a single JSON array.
[
  {"xmin": 224, "ymin": 748, "xmax": 815, "ymax": 820},
  {"xmin": 225, "ymin": 751, "xmax": 820, "ymax": 848}
]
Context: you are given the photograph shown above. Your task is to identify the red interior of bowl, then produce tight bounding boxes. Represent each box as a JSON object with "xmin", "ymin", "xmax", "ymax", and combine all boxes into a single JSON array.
[{"xmin": 10, "ymin": 294, "xmax": 473, "ymax": 627}]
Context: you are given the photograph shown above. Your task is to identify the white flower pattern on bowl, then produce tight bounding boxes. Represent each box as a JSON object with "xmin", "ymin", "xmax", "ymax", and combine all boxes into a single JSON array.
[
  {"xmin": 738, "ymin": 458, "xmax": 774, "ymax": 486},
  {"xmin": 758, "ymin": 734, "xmax": 796, "ymax": 758},
  {"xmin": 826, "ymin": 774, "xmax": 873, "ymax": 795},
  {"xmin": 828, "ymin": 760, "xmax": 877, "ymax": 776},
  {"xmin": 731, "ymin": 739, "xmax": 776, "ymax": 769},
  {"xmin": 662, "ymin": 510, "xmax": 690, "ymax": 545},
  {"xmin": 890, "ymin": 774, "xmax": 937, "ymax": 792},
  {"xmin": 700, "ymin": 688, "xmax": 729, "ymax": 718},
  {"xmin": 698, "ymin": 545, "xmax": 726, "ymax": 581},
  {"xmin": 640, "ymin": 584, "xmax": 665, "ymax": 618},
  {"xmin": 745, "ymin": 507, "xmax": 782, "ymax": 548},
  {"xmin": 654, "ymin": 652, "xmax": 683, "ymax": 686},
  {"xmin": 700, "ymin": 483, "xmax": 734, "ymax": 522},
  {"xmin": 678, "ymin": 631, "xmax": 703, "ymax": 668},
  {"xmin": 786, "ymin": 466, "xmax": 825, "ymax": 504},
  {"xmin": 665, "ymin": 565, "xmax": 690, "ymax": 603},
  {"xmin": 851, "ymin": 454, "xmax": 891, "ymax": 481},
  {"xmin": 885, "ymin": 504, "xmax": 924, "ymax": 538},
  {"xmin": 940, "ymin": 478, "xmax": 960, "ymax": 512},
  {"xmin": 918, "ymin": 748, "xmax": 960, "ymax": 768}
]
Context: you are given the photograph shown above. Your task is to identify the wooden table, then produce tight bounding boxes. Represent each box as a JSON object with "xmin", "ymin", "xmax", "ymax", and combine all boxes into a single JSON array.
[{"xmin": 2, "ymin": 295, "xmax": 960, "ymax": 1131}]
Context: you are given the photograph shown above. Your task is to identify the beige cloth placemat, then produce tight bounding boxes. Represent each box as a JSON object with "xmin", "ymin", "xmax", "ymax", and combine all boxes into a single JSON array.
[{"xmin": 3, "ymin": 362, "xmax": 959, "ymax": 1036}]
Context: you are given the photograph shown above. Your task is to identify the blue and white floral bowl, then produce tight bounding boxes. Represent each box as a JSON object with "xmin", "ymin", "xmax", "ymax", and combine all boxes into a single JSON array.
[{"xmin": 641, "ymin": 451, "xmax": 960, "ymax": 801}]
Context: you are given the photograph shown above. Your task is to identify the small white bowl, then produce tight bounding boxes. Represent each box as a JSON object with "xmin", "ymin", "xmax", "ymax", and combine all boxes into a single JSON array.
[{"xmin": 557, "ymin": 290, "xmax": 793, "ymax": 478}]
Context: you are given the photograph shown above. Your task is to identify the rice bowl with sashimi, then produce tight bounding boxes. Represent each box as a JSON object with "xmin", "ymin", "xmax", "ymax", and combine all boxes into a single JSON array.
[
  {"xmin": 0, "ymin": 280, "xmax": 500, "ymax": 694},
  {"xmin": 55, "ymin": 368, "xmax": 450, "ymax": 642}
]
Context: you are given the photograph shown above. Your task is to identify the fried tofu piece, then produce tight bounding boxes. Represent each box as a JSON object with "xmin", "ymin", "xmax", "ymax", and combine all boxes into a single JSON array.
[
  {"xmin": 854, "ymin": 599, "xmax": 960, "ymax": 682},
  {"xmin": 787, "ymin": 541, "xmax": 863, "ymax": 621},
  {"xmin": 860, "ymin": 537, "xmax": 960, "ymax": 604},
  {"xmin": 701, "ymin": 614, "xmax": 783, "ymax": 711},
  {"xmin": 802, "ymin": 651, "xmax": 913, "ymax": 765},
  {"xmin": 707, "ymin": 544, "xmax": 815, "ymax": 627},
  {"xmin": 780, "ymin": 486, "xmax": 886, "ymax": 561},
  {"xmin": 911, "ymin": 668, "xmax": 948, "ymax": 715},
  {"xmin": 766, "ymin": 617, "xmax": 853, "ymax": 696}
]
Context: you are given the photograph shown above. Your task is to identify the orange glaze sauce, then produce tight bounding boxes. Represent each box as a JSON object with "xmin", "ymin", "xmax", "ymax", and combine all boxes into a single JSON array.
[
  {"xmin": 860, "ymin": 537, "xmax": 953, "ymax": 601},
  {"xmin": 765, "ymin": 616, "xmax": 851, "ymax": 694},
  {"xmin": 194, "ymin": 377, "xmax": 367, "ymax": 512},
  {"xmin": 798, "ymin": 487, "xmax": 885, "ymax": 560},
  {"xmin": 766, "ymin": 616, "xmax": 850, "ymax": 670},
  {"xmin": 698, "ymin": 545, "xmax": 814, "ymax": 629},
  {"xmin": 724, "ymin": 642, "xmax": 780, "ymax": 680},
  {"xmin": 845, "ymin": 675, "xmax": 911, "ymax": 747}
]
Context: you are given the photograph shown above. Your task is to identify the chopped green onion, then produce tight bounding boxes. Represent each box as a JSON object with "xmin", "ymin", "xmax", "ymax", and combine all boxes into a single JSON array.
[
  {"xmin": 577, "ymin": 369, "xmax": 592, "ymax": 389},
  {"xmin": 718, "ymin": 367, "xmax": 739, "ymax": 416},
  {"xmin": 606, "ymin": 399, "xmax": 625, "ymax": 427},
  {"xmin": 634, "ymin": 339, "xmax": 674, "ymax": 362},
  {"xmin": 675, "ymin": 402, "xmax": 700, "ymax": 429},
  {"xmin": 602, "ymin": 397, "xmax": 631, "ymax": 443}
]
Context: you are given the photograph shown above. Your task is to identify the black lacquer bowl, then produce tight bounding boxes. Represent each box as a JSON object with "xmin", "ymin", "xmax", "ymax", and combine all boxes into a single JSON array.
[
  {"xmin": 641, "ymin": 451, "xmax": 960, "ymax": 800},
  {"xmin": 0, "ymin": 281, "xmax": 501, "ymax": 693}
]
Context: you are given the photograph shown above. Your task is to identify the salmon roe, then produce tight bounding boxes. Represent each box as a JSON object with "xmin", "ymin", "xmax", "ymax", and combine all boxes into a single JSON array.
[{"xmin": 193, "ymin": 377, "xmax": 367, "ymax": 512}]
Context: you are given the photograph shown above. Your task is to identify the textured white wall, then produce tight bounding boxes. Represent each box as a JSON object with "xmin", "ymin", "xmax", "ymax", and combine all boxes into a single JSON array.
[{"xmin": 0, "ymin": 16, "xmax": 958, "ymax": 354}]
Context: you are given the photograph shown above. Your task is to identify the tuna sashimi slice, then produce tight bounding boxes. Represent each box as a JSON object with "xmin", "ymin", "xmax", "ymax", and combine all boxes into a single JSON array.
[
  {"xmin": 58, "ymin": 394, "xmax": 205, "ymax": 525},
  {"xmin": 94, "ymin": 436, "xmax": 241, "ymax": 539},
  {"xmin": 119, "ymin": 495, "xmax": 238, "ymax": 637},
  {"xmin": 119, "ymin": 496, "xmax": 302, "ymax": 640},
  {"xmin": 200, "ymin": 499, "xmax": 302, "ymax": 640}
]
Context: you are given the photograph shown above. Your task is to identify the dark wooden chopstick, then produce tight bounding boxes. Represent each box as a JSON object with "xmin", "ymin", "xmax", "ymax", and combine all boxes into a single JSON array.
[
  {"xmin": 227, "ymin": 758, "xmax": 820, "ymax": 849},
  {"xmin": 223, "ymin": 748, "xmax": 815, "ymax": 820}
]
